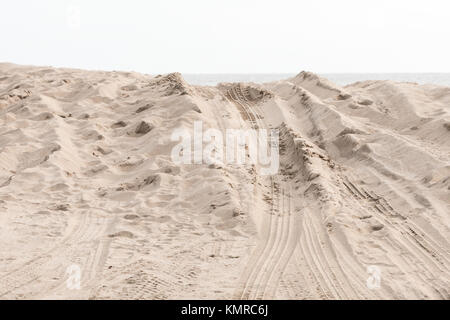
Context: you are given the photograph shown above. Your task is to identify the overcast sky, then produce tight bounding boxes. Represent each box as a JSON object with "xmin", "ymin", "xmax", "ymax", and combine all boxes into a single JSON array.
[{"xmin": 1, "ymin": 0, "xmax": 449, "ymax": 73}]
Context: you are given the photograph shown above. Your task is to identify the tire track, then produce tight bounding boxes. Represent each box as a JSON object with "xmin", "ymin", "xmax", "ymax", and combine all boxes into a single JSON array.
[
  {"xmin": 234, "ymin": 177, "xmax": 280, "ymax": 299},
  {"xmin": 0, "ymin": 210, "xmax": 115, "ymax": 299},
  {"xmin": 225, "ymin": 84, "xmax": 298, "ymax": 299},
  {"xmin": 41, "ymin": 213, "xmax": 117, "ymax": 299},
  {"xmin": 243, "ymin": 178, "xmax": 287, "ymax": 300},
  {"xmin": 257, "ymin": 186, "xmax": 300, "ymax": 299},
  {"xmin": 249, "ymin": 89, "xmax": 382, "ymax": 300},
  {"xmin": 343, "ymin": 176, "xmax": 450, "ymax": 270},
  {"xmin": 0, "ymin": 210, "xmax": 91, "ymax": 298},
  {"xmin": 341, "ymin": 175, "xmax": 450, "ymax": 298}
]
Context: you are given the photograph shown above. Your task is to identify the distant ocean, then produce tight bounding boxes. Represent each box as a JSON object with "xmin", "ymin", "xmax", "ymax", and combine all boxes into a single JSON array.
[{"xmin": 183, "ymin": 73, "xmax": 450, "ymax": 87}]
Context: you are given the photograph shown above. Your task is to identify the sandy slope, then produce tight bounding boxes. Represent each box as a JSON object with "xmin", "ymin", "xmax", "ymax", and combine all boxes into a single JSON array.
[{"xmin": 0, "ymin": 63, "xmax": 448, "ymax": 299}]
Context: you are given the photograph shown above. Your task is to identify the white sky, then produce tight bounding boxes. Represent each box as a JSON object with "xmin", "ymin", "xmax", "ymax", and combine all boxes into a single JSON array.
[{"xmin": 1, "ymin": 0, "xmax": 449, "ymax": 73}]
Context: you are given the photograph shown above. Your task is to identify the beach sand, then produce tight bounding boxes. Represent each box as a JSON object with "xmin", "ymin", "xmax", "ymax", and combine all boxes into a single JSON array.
[{"xmin": 0, "ymin": 63, "xmax": 449, "ymax": 299}]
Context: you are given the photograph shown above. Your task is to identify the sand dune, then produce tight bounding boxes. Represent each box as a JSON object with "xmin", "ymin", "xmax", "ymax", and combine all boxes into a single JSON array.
[{"xmin": 0, "ymin": 63, "xmax": 449, "ymax": 299}]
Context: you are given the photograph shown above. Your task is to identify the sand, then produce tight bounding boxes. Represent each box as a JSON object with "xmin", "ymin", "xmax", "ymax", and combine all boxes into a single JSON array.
[{"xmin": 0, "ymin": 63, "xmax": 449, "ymax": 299}]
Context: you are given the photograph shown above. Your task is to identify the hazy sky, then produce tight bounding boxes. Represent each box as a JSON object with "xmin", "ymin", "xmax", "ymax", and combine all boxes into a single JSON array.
[{"xmin": 1, "ymin": 0, "xmax": 449, "ymax": 73}]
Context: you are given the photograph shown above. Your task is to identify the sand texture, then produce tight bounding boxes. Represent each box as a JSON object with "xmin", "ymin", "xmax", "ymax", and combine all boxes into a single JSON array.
[{"xmin": 0, "ymin": 63, "xmax": 449, "ymax": 299}]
